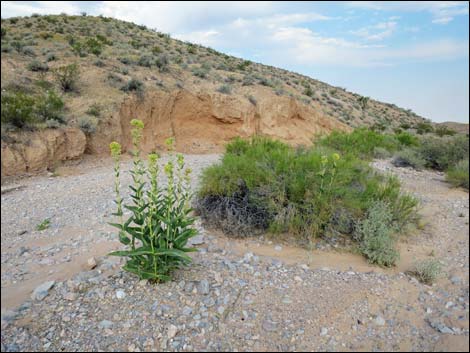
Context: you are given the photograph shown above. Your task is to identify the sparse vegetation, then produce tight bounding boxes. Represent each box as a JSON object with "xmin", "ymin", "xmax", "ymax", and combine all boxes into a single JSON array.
[
  {"xmin": 355, "ymin": 201, "xmax": 399, "ymax": 267},
  {"xmin": 78, "ymin": 115, "xmax": 98, "ymax": 134},
  {"xmin": 408, "ymin": 259, "xmax": 442, "ymax": 284},
  {"xmin": 54, "ymin": 63, "xmax": 80, "ymax": 92},
  {"xmin": 446, "ymin": 159, "xmax": 469, "ymax": 190},
  {"xmin": 36, "ymin": 218, "xmax": 51, "ymax": 231},
  {"xmin": 392, "ymin": 148, "xmax": 426, "ymax": 170}
]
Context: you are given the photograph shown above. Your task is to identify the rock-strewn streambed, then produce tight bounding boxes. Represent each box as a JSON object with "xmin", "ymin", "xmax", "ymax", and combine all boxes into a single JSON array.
[{"xmin": 1, "ymin": 156, "xmax": 469, "ymax": 351}]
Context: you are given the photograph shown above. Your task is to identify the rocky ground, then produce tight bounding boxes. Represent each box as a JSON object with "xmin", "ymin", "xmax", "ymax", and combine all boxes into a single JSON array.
[{"xmin": 1, "ymin": 156, "xmax": 469, "ymax": 352}]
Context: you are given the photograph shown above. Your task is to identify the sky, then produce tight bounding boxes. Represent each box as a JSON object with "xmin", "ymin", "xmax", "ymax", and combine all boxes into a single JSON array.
[{"xmin": 2, "ymin": 1, "xmax": 469, "ymax": 123}]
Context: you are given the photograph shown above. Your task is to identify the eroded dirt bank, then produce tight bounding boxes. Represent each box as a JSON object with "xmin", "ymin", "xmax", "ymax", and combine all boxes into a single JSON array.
[{"xmin": 2, "ymin": 89, "xmax": 349, "ymax": 177}]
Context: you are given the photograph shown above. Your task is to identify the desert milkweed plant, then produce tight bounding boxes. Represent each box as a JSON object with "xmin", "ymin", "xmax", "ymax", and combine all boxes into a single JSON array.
[{"xmin": 108, "ymin": 119, "xmax": 197, "ymax": 282}]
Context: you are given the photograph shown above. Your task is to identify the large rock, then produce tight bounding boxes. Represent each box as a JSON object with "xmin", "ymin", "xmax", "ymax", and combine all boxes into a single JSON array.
[{"xmin": 1, "ymin": 128, "xmax": 86, "ymax": 177}]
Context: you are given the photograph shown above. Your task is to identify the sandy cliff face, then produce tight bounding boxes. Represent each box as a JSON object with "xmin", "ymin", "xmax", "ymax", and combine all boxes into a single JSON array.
[
  {"xmin": 2, "ymin": 89, "xmax": 350, "ymax": 177},
  {"xmin": 1, "ymin": 128, "xmax": 86, "ymax": 177},
  {"xmin": 89, "ymin": 89, "xmax": 350, "ymax": 154}
]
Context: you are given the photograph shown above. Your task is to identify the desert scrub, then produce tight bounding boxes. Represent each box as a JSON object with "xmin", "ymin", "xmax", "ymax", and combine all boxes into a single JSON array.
[
  {"xmin": 417, "ymin": 135, "xmax": 469, "ymax": 171},
  {"xmin": 196, "ymin": 137, "xmax": 418, "ymax": 251},
  {"xmin": 446, "ymin": 159, "xmax": 469, "ymax": 190},
  {"xmin": 317, "ymin": 128, "xmax": 401, "ymax": 159},
  {"xmin": 392, "ymin": 148, "xmax": 426, "ymax": 170},
  {"xmin": 36, "ymin": 218, "xmax": 51, "ymax": 231},
  {"xmin": 407, "ymin": 259, "xmax": 442, "ymax": 284},
  {"xmin": 54, "ymin": 63, "xmax": 80, "ymax": 92},
  {"xmin": 109, "ymin": 120, "xmax": 197, "ymax": 281},
  {"xmin": 78, "ymin": 116, "xmax": 98, "ymax": 134},
  {"xmin": 354, "ymin": 201, "xmax": 399, "ymax": 267}
]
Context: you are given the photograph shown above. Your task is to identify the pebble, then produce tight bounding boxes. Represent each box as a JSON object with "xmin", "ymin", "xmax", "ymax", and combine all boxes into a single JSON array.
[
  {"xmin": 31, "ymin": 281, "xmax": 55, "ymax": 301},
  {"xmin": 116, "ymin": 290, "xmax": 126, "ymax": 299}
]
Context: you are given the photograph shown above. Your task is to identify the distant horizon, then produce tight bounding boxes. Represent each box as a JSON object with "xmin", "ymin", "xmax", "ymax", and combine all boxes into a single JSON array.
[{"xmin": 1, "ymin": 1, "xmax": 469, "ymax": 123}]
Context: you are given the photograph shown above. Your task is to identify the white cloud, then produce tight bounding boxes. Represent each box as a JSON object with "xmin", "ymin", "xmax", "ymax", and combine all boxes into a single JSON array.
[
  {"xmin": 96, "ymin": 1, "xmax": 279, "ymax": 33},
  {"xmin": 348, "ymin": 1, "xmax": 469, "ymax": 25},
  {"xmin": 350, "ymin": 21, "xmax": 397, "ymax": 41},
  {"xmin": 1, "ymin": 1, "xmax": 80, "ymax": 17}
]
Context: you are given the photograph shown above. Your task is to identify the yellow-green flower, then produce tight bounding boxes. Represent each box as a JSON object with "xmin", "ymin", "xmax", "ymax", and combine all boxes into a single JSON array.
[
  {"xmin": 177, "ymin": 154, "xmax": 184, "ymax": 168},
  {"xmin": 148, "ymin": 153, "xmax": 159, "ymax": 164},
  {"xmin": 130, "ymin": 119, "xmax": 144, "ymax": 129},
  {"xmin": 165, "ymin": 137, "xmax": 175, "ymax": 150},
  {"xmin": 109, "ymin": 141, "xmax": 121, "ymax": 158},
  {"xmin": 164, "ymin": 161, "xmax": 174, "ymax": 175},
  {"xmin": 321, "ymin": 155, "xmax": 328, "ymax": 164},
  {"xmin": 332, "ymin": 153, "xmax": 340, "ymax": 161}
]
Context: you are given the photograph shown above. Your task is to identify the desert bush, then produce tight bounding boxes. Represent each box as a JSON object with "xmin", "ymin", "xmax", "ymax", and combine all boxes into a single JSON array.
[
  {"xmin": 418, "ymin": 135, "xmax": 469, "ymax": 171},
  {"xmin": 54, "ymin": 63, "xmax": 80, "ymax": 92},
  {"xmin": 416, "ymin": 121, "xmax": 434, "ymax": 135},
  {"xmin": 108, "ymin": 120, "xmax": 197, "ymax": 281},
  {"xmin": 248, "ymin": 95, "xmax": 257, "ymax": 106},
  {"xmin": 28, "ymin": 60, "xmax": 49, "ymax": 72},
  {"xmin": 355, "ymin": 201, "xmax": 399, "ymax": 267},
  {"xmin": 395, "ymin": 131, "xmax": 419, "ymax": 147},
  {"xmin": 45, "ymin": 119, "xmax": 62, "ymax": 129},
  {"xmin": 155, "ymin": 54, "xmax": 169, "ymax": 72},
  {"xmin": 373, "ymin": 147, "xmax": 392, "ymax": 159},
  {"xmin": 94, "ymin": 59, "xmax": 105, "ymax": 67},
  {"xmin": 1, "ymin": 90, "xmax": 37, "ymax": 128},
  {"xmin": 121, "ymin": 78, "xmax": 144, "ymax": 93},
  {"xmin": 86, "ymin": 37, "xmax": 105, "ymax": 56},
  {"xmin": 317, "ymin": 128, "xmax": 400, "ymax": 159},
  {"xmin": 434, "ymin": 125, "xmax": 456, "ymax": 137},
  {"xmin": 408, "ymin": 259, "xmax": 442, "ymax": 284},
  {"xmin": 446, "ymin": 159, "xmax": 469, "ymax": 190},
  {"xmin": 392, "ymin": 148, "xmax": 426, "ymax": 170},
  {"xmin": 217, "ymin": 84, "xmax": 231, "ymax": 94},
  {"xmin": 138, "ymin": 54, "xmax": 154, "ymax": 68},
  {"xmin": 1, "ymin": 27, "xmax": 6, "ymax": 39},
  {"xmin": 35, "ymin": 90, "xmax": 65, "ymax": 122},
  {"xmin": 86, "ymin": 103, "xmax": 101, "ymax": 117},
  {"xmin": 46, "ymin": 53, "xmax": 57, "ymax": 62},
  {"xmin": 78, "ymin": 115, "xmax": 98, "ymax": 134},
  {"xmin": 197, "ymin": 137, "xmax": 417, "ymax": 248},
  {"xmin": 192, "ymin": 67, "xmax": 208, "ymax": 78}
]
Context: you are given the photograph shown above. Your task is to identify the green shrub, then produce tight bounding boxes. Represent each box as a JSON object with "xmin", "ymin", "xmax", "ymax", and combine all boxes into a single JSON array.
[
  {"xmin": 373, "ymin": 147, "xmax": 392, "ymax": 159},
  {"xmin": 86, "ymin": 103, "xmax": 101, "ymax": 117},
  {"xmin": 121, "ymin": 78, "xmax": 144, "ymax": 93},
  {"xmin": 395, "ymin": 131, "xmax": 419, "ymax": 146},
  {"xmin": 1, "ymin": 91, "xmax": 37, "ymax": 128},
  {"xmin": 138, "ymin": 55, "xmax": 154, "ymax": 68},
  {"xmin": 35, "ymin": 90, "xmax": 64, "ymax": 122},
  {"xmin": 46, "ymin": 53, "xmax": 57, "ymax": 62},
  {"xmin": 155, "ymin": 54, "xmax": 169, "ymax": 72},
  {"xmin": 392, "ymin": 148, "xmax": 426, "ymax": 170},
  {"xmin": 54, "ymin": 63, "xmax": 80, "ymax": 92},
  {"xmin": 317, "ymin": 128, "xmax": 400, "ymax": 159},
  {"xmin": 355, "ymin": 201, "xmax": 399, "ymax": 267},
  {"xmin": 27, "ymin": 60, "xmax": 49, "ymax": 72},
  {"xmin": 36, "ymin": 218, "xmax": 51, "ymax": 231},
  {"xmin": 434, "ymin": 125, "xmax": 456, "ymax": 137},
  {"xmin": 192, "ymin": 67, "xmax": 208, "ymax": 78},
  {"xmin": 217, "ymin": 84, "xmax": 232, "ymax": 94},
  {"xmin": 108, "ymin": 121, "xmax": 197, "ymax": 281},
  {"xmin": 446, "ymin": 159, "xmax": 469, "ymax": 190},
  {"xmin": 85, "ymin": 37, "xmax": 104, "ymax": 56},
  {"xmin": 197, "ymin": 136, "xmax": 417, "ymax": 245},
  {"xmin": 418, "ymin": 135, "xmax": 469, "ymax": 171},
  {"xmin": 1, "ymin": 27, "xmax": 6, "ymax": 39},
  {"xmin": 78, "ymin": 115, "xmax": 98, "ymax": 134},
  {"xmin": 416, "ymin": 121, "xmax": 434, "ymax": 135},
  {"xmin": 407, "ymin": 259, "xmax": 442, "ymax": 284}
]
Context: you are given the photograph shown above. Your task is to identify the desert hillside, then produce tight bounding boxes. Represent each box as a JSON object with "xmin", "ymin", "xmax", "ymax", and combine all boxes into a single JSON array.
[{"xmin": 1, "ymin": 14, "xmax": 429, "ymax": 176}]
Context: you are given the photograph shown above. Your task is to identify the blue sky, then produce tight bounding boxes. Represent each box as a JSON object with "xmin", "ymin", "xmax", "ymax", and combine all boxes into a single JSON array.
[{"xmin": 2, "ymin": 1, "xmax": 469, "ymax": 123}]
